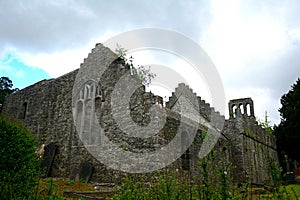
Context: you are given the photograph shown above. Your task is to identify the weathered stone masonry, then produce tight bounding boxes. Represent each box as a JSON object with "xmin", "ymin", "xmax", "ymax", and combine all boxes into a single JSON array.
[
  {"xmin": 2, "ymin": 43, "xmax": 278, "ymax": 184},
  {"xmin": 223, "ymin": 98, "xmax": 278, "ymax": 184}
]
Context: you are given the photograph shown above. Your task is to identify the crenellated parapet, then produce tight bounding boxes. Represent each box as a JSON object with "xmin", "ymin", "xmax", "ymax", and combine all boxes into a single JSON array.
[{"xmin": 166, "ymin": 83, "xmax": 225, "ymax": 128}]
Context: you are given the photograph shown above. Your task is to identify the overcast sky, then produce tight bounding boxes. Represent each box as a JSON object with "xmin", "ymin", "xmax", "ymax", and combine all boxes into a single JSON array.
[{"xmin": 1, "ymin": 0, "xmax": 300, "ymax": 125}]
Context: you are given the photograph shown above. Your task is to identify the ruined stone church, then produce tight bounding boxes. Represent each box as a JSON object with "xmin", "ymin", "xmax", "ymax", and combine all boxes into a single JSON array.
[{"xmin": 2, "ymin": 43, "xmax": 278, "ymax": 184}]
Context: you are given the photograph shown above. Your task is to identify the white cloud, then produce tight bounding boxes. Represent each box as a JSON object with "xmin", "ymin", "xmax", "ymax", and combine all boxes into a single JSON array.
[
  {"xmin": 20, "ymin": 48, "xmax": 88, "ymax": 77},
  {"xmin": 1, "ymin": 0, "xmax": 300, "ymax": 124},
  {"xmin": 15, "ymin": 31, "xmax": 116, "ymax": 77},
  {"xmin": 202, "ymin": 0, "xmax": 287, "ymax": 72},
  {"xmin": 197, "ymin": 0, "xmax": 300, "ymax": 124}
]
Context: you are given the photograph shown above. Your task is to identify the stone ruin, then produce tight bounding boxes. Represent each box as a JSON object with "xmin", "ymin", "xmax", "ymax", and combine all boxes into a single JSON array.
[{"xmin": 1, "ymin": 43, "xmax": 278, "ymax": 184}]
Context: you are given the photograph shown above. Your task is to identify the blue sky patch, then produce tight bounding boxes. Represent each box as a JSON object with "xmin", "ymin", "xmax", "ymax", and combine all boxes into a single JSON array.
[{"xmin": 0, "ymin": 53, "xmax": 50, "ymax": 89}]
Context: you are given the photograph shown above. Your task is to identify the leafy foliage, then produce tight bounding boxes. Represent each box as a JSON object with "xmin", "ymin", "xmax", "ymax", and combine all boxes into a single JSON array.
[
  {"xmin": 258, "ymin": 111, "xmax": 273, "ymax": 135},
  {"xmin": 0, "ymin": 77, "xmax": 18, "ymax": 105},
  {"xmin": 112, "ymin": 151, "xmax": 246, "ymax": 200},
  {"xmin": 115, "ymin": 44, "xmax": 156, "ymax": 86},
  {"xmin": 197, "ymin": 150, "xmax": 236, "ymax": 199},
  {"xmin": 0, "ymin": 115, "xmax": 39, "ymax": 199},
  {"xmin": 111, "ymin": 153, "xmax": 294, "ymax": 200},
  {"xmin": 112, "ymin": 172, "xmax": 190, "ymax": 200},
  {"xmin": 274, "ymin": 78, "xmax": 300, "ymax": 166}
]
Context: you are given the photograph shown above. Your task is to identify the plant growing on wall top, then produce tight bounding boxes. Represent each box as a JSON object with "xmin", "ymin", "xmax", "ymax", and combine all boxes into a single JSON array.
[
  {"xmin": 115, "ymin": 44, "xmax": 156, "ymax": 87},
  {"xmin": 257, "ymin": 111, "xmax": 273, "ymax": 135}
]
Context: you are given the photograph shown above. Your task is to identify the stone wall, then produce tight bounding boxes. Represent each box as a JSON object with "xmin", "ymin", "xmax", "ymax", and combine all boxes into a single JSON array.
[
  {"xmin": 223, "ymin": 98, "xmax": 278, "ymax": 184},
  {"xmin": 2, "ymin": 70, "xmax": 78, "ymax": 178},
  {"xmin": 1, "ymin": 43, "xmax": 277, "ymax": 184}
]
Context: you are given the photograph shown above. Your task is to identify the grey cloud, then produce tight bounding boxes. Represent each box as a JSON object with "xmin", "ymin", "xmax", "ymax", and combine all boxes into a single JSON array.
[
  {"xmin": 222, "ymin": 43, "xmax": 300, "ymax": 124},
  {"xmin": 219, "ymin": 0, "xmax": 300, "ymax": 100},
  {"xmin": 1, "ymin": 0, "xmax": 299, "ymax": 124},
  {"xmin": 0, "ymin": 0, "xmax": 211, "ymax": 54},
  {"xmin": 225, "ymin": 44, "xmax": 300, "ymax": 100}
]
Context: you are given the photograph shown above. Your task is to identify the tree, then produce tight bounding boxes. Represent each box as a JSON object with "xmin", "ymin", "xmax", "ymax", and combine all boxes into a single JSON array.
[
  {"xmin": 0, "ymin": 77, "xmax": 18, "ymax": 105},
  {"xmin": 274, "ymin": 78, "xmax": 300, "ymax": 169}
]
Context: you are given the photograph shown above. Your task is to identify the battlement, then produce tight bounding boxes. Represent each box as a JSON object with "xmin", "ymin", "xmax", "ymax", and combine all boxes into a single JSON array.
[{"xmin": 166, "ymin": 83, "xmax": 225, "ymax": 127}]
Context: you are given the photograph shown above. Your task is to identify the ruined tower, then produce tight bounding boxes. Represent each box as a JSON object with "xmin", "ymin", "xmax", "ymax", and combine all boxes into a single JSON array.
[{"xmin": 224, "ymin": 98, "xmax": 278, "ymax": 183}]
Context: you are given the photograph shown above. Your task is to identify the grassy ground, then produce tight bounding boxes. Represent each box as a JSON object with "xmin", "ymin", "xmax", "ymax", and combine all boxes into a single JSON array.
[
  {"xmin": 259, "ymin": 184, "xmax": 300, "ymax": 200},
  {"xmin": 285, "ymin": 184, "xmax": 300, "ymax": 199},
  {"xmin": 37, "ymin": 178, "xmax": 96, "ymax": 199},
  {"xmin": 37, "ymin": 178, "xmax": 300, "ymax": 199}
]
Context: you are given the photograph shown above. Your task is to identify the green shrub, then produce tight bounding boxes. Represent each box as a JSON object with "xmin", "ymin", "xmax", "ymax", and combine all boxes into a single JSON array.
[
  {"xmin": 0, "ymin": 115, "xmax": 39, "ymax": 199},
  {"xmin": 111, "ymin": 151, "xmax": 244, "ymax": 200},
  {"xmin": 112, "ymin": 172, "xmax": 190, "ymax": 200}
]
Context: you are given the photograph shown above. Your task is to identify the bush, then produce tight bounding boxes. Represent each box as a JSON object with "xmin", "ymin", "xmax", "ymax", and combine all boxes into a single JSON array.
[
  {"xmin": 0, "ymin": 115, "xmax": 39, "ymax": 199},
  {"xmin": 112, "ymin": 172, "xmax": 190, "ymax": 200},
  {"xmin": 111, "ymin": 150, "xmax": 251, "ymax": 200}
]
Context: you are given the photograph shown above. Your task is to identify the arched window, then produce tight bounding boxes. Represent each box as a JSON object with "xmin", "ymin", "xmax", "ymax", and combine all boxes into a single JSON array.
[
  {"xmin": 181, "ymin": 148, "xmax": 190, "ymax": 170},
  {"xmin": 21, "ymin": 102, "xmax": 27, "ymax": 119},
  {"xmin": 232, "ymin": 105, "xmax": 237, "ymax": 118},
  {"xmin": 246, "ymin": 103, "xmax": 251, "ymax": 116},
  {"xmin": 239, "ymin": 104, "xmax": 244, "ymax": 114},
  {"xmin": 181, "ymin": 131, "xmax": 191, "ymax": 171},
  {"xmin": 95, "ymin": 97, "xmax": 102, "ymax": 110}
]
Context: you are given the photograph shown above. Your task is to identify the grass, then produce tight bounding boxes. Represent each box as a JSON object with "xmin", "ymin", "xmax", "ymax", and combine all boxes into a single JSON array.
[
  {"xmin": 37, "ymin": 178, "xmax": 300, "ymax": 200},
  {"xmin": 37, "ymin": 178, "xmax": 95, "ymax": 199},
  {"xmin": 259, "ymin": 184, "xmax": 300, "ymax": 200},
  {"xmin": 285, "ymin": 184, "xmax": 300, "ymax": 199}
]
